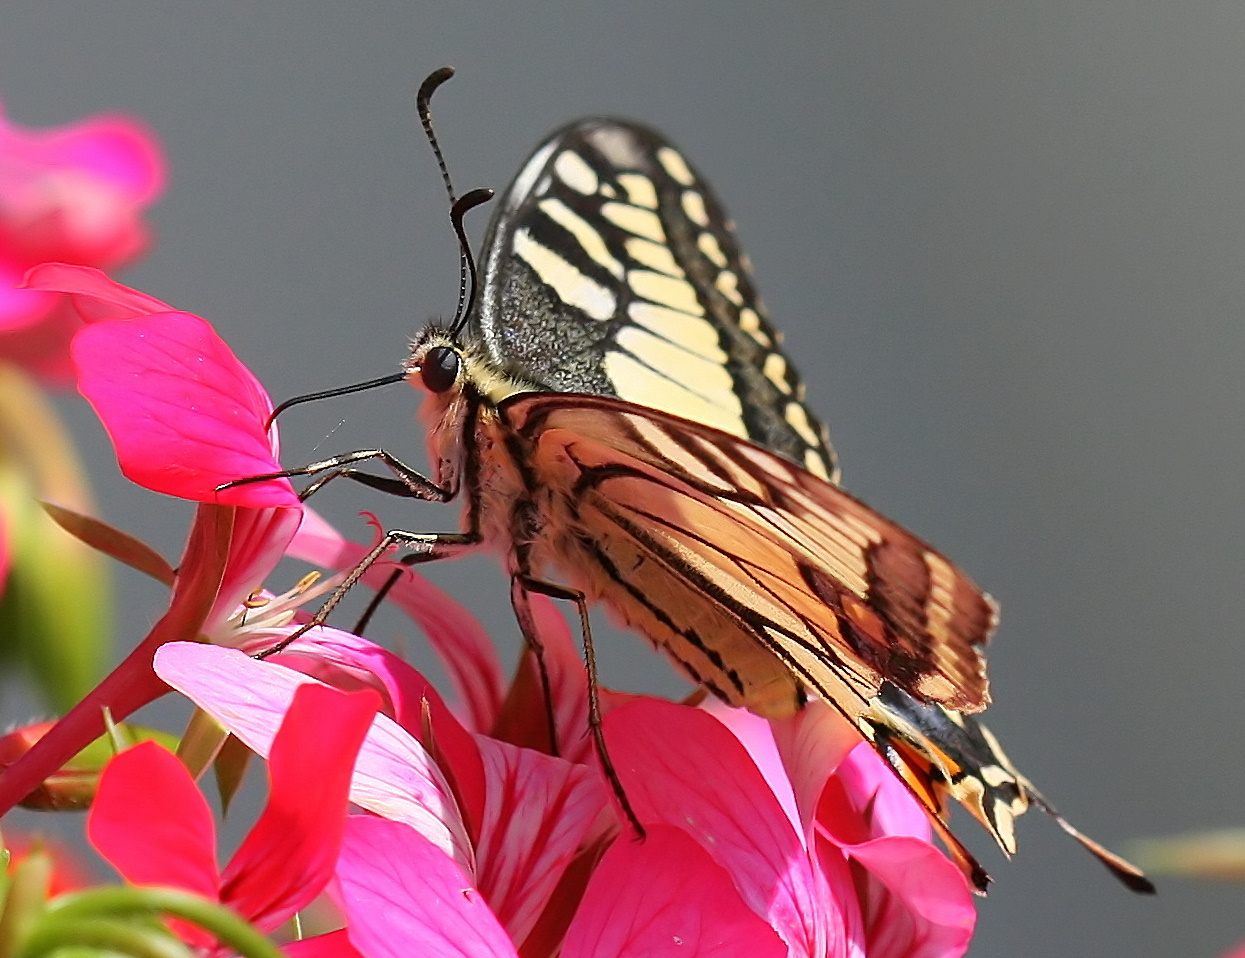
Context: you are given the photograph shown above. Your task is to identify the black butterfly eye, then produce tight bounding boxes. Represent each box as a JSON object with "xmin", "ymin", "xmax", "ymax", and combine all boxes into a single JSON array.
[{"xmin": 420, "ymin": 345, "xmax": 460, "ymax": 393}]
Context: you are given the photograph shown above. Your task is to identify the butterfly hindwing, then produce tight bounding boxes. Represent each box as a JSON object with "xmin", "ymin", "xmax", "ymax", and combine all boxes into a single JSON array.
[{"xmin": 500, "ymin": 392, "xmax": 994, "ymax": 717}]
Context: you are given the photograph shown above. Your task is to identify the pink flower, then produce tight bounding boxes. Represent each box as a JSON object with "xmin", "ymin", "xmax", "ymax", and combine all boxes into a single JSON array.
[
  {"xmin": 154, "ymin": 635, "xmax": 975, "ymax": 958},
  {"xmin": 87, "ymin": 682, "xmax": 378, "ymax": 953},
  {"xmin": 0, "ymin": 266, "xmax": 305, "ymax": 814},
  {"xmin": 0, "ymin": 102, "xmax": 164, "ymax": 382}
]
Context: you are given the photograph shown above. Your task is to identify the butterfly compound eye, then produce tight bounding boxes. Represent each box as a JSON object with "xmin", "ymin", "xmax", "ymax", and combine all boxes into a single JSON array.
[{"xmin": 421, "ymin": 345, "xmax": 460, "ymax": 393}]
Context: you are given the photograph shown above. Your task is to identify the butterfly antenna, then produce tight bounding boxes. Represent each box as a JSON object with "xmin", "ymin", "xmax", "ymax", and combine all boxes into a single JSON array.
[
  {"xmin": 417, "ymin": 67, "xmax": 474, "ymax": 330},
  {"xmin": 449, "ymin": 188, "xmax": 494, "ymax": 335}
]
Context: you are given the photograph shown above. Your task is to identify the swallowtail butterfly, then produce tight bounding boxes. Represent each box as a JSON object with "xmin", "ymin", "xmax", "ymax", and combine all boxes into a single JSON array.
[{"xmin": 251, "ymin": 72, "xmax": 1153, "ymax": 894}]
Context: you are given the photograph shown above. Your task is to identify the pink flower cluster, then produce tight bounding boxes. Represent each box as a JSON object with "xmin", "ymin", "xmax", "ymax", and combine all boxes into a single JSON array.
[{"xmin": 0, "ymin": 102, "xmax": 976, "ymax": 958}]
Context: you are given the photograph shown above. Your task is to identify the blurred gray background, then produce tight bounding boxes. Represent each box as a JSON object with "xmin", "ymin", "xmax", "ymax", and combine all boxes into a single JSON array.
[{"xmin": 1, "ymin": 3, "xmax": 1239, "ymax": 955}]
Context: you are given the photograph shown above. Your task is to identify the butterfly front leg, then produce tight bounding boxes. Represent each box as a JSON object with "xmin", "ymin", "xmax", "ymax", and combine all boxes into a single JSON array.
[
  {"xmin": 218, "ymin": 449, "xmax": 480, "ymax": 654},
  {"xmin": 220, "ymin": 448, "xmax": 454, "ymax": 503}
]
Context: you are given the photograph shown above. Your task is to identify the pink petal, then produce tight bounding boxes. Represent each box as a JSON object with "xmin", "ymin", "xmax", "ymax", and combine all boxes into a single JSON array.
[
  {"xmin": 563, "ymin": 824, "xmax": 786, "ymax": 958},
  {"xmin": 335, "ymin": 816, "xmax": 517, "ymax": 958},
  {"xmin": 472, "ymin": 737, "xmax": 606, "ymax": 945},
  {"xmin": 87, "ymin": 741, "xmax": 219, "ymax": 898},
  {"xmin": 817, "ymin": 835, "xmax": 974, "ymax": 958},
  {"xmin": 274, "ymin": 628, "xmax": 488, "ymax": 843},
  {"xmin": 768, "ymin": 703, "xmax": 863, "ymax": 839},
  {"xmin": 221, "ymin": 684, "xmax": 380, "ymax": 930},
  {"xmin": 153, "ymin": 642, "xmax": 473, "ymax": 875},
  {"xmin": 834, "ymin": 744, "xmax": 932, "ymax": 842},
  {"xmin": 71, "ymin": 313, "xmax": 296, "ymax": 507},
  {"xmin": 22, "ymin": 263, "xmax": 171, "ymax": 320},
  {"xmin": 605, "ymin": 699, "xmax": 846, "ymax": 958},
  {"xmin": 0, "ymin": 108, "xmax": 163, "ymax": 267}
]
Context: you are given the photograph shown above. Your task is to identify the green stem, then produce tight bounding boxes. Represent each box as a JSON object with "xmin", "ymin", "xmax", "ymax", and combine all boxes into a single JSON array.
[
  {"xmin": 19, "ymin": 918, "xmax": 193, "ymax": 958},
  {"xmin": 29, "ymin": 886, "xmax": 285, "ymax": 958}
]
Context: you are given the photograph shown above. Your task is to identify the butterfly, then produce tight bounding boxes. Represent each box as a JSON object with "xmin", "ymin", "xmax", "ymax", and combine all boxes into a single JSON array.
[{"xmin": 251, "ymin": 72, "xmax": 1152, "ymax": 894}]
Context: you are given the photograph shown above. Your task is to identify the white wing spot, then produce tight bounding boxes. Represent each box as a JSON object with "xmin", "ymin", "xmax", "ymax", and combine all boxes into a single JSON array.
[
  {"xmin": 618, "ymin": 173, "xmax": 659, "ymax": 210},
  {"xmin": 625, "ymin": 236, "xmax": 684, "ymax": 277},
  {"xmin": 603, "ymin": 350, "xmax": 744, "ymax": 435},
  {"xmin": 763, "ymin": 352, "xmax": 790, "ymax": 393},
  {"xmin": 784, "ymin": 402, "xmax": 823, "ymax": 449},
  {"xmin": 698, "ymin": 231, "xmax": 728, "ymax": 268},
  {"xmin": 682, "ymin": 190, "xmax": 709, "ymax": 227},
  {"xmin": 513, "ymin": 228, "xmax": 616, "ymax": 320},
  {"xmin": 715, "ymin": 269, "xmax": 744, "ymax": 306},
  {"xmin": 539, "ymin": 197, "xmax": 624, "ymax": 279},
  {"xmin": 629, "ymin": 269, "xmax": 704, "ymax": 316},
  {"xmin": 553, "ymin": 150, "xmax": 598, "ymax": 195},
  {"xmin": 657, "ymin": 146, "xmax": 695, "ymax": 186},
  {"xmin": 617, "ymin": 325, "xmax": 732, "ymax": 385},
  {"xmin": 602, "ymin": 202, "xmax": 666, "ymax": 243},
  {"xmin": 628, "ymin": 302, "xmax": 725, "ymax": 362},
  {"xmin": 804, "ymin": 448, "xmax": 830, "ymax": 480}
]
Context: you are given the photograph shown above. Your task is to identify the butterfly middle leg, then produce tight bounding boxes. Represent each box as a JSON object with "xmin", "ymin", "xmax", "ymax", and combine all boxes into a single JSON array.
[{"xmin": 513, "ymin": 572, "xmax": 646, "ymax": 840}]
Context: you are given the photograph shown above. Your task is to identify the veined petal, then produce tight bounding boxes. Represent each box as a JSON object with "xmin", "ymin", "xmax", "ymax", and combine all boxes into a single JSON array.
[
  {"xmin": 563, "ymin": 824, "xmax": 786, "ymax": 958},
  {"xmin": 153, "ymin": 642, "xmax": 473, "ymax": 875},
  {"xmin": 815, "ymin": 833, "xmax": 974, "ymax": 958},
  {"xmin": 472, "ymin": 737, "xmax": 606, "ymax": 946},
  {"xmin": 221, "ymin": 683, "xmax": 379, "ymax": 930},
  {"xmin": 273, "ymin": 628, "xmax": 488, "ymax": 843},
  {"xmin": 71, "ymin": 312, "xmax": 296, "ymax": 507},
  {"xmin": 334, "ymin": 816, "xmax": 517, "ymax": 958},
  {"xmin": 208, "ymin": 505, "xmax": 302, "ymax": 632}
]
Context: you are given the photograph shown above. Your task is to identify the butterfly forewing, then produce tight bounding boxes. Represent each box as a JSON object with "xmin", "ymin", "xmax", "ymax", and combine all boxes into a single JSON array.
[{"xmin": 469, "ymin": 118, "xmax": 837, "ymax": 482}]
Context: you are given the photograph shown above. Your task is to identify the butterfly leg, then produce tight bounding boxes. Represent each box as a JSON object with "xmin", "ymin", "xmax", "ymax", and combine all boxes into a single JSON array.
[
  {"xmin": 508, "ymin": 578, "xmax": 562, "ymax": 758},
  {"xmin": 258, "ymin": 530, "xmax": 478, "ymax": 658},
  {"xmin": 219, "ymin": 449, "xmax": 454, "ymax": 503},
  {"xmin": 514, "ymin": 572, "xmax": 646, "ymax": 840}
]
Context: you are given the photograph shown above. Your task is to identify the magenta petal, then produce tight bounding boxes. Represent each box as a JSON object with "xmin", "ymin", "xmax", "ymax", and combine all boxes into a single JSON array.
[
  {"xmin": 71, "ymin": 313, "xmax": 296, "ymax": 507},
  {"xmin": 563, "ymin": 824, "xmax": 786, "ymax": 958},
  {"xmin": 274, "ymin": 628, "xmax": 489, "ymax": 839},
  {"xmin": 768, "ymin": 703, "xmax": 862, "ymax": 839},
  {"xmin": 87, "ymin": 741, "xmax": 219, "ymax": 898},
  {"xmin": 153, "ymin": 642, "xmax": 473, "ymax": 874},
  {"xmin": 23, "ymin": 264, "xmax": 172, "ymax": 320},
  {"xmin": 221, "ymin": 684, "xmax": 379, "ymax": 930},
  {"xmin": 605, "ymin": 700, "xmax": 843, "ymax": 958},
  {"xmin": 335, "ymin": 816, "xmax": 517, "ymax": 958},
  {"xmin": 834, "ymin": 744, "xmax": 932, "ymax": 842},
  {"xmin": 822, "ymin": 836, "xmax": 974, "ymax": 958},
  {"xmin": 472, "ymin": 737, "xmax": 606, "ymax": 945}
]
